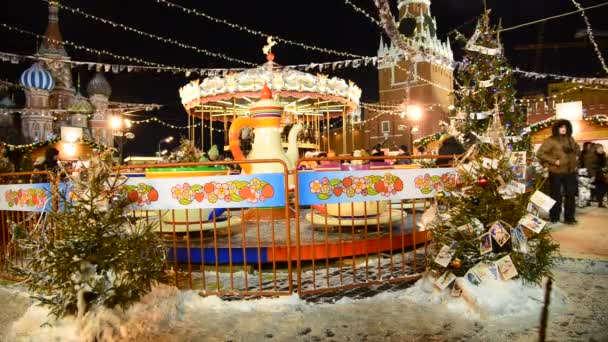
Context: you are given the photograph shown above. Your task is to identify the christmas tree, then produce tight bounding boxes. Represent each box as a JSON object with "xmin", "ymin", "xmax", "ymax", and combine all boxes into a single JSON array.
[
  {"xmin": 10, "ymin": 149, "xmax": 166, "ymax": 318},
  {"xmin": 425, "ymin": 13, "xmax": 559, "ymax": 287},
  {"xmin": 453, "ymin": 11, "xmax": 529, "ymax": 151}
]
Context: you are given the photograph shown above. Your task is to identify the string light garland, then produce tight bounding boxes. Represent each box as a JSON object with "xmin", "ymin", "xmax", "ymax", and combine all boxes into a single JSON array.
[
  {"xmin": 5, "ymin": 136, "xmax": 60, "ymax": 152},
  {"xmin": 343, "ymin": 0, "xmax": 382, "ymax": 28},
  {"xmin": 500, "ymin": 1, "xmax": 608, "ymax": 33},
  {"xmin": 512, "ymin": 68, "xmax": 608, "ymax": 86},
  {"xmin": 0, "ymin": 23, "xmax": 172, "ymax": 69},
  {"xmin": 373, "ymin": 0, "xmax": 455, "ymax": 67},
  {"xmin": 43, "ymin": 0, "xmax": 256, "ymax": 67},
  {"xmin": 585, "ymin": 114, "xmax": 608, "ymax": 127},
  {"xmin": 2, "ymin": 28, "xmax": 604, "ymax": 86},
  {"xmin": 393, "ymin": 62, "xmax": 454, "ymax": 93},
  {"xmin": 412, "ymin": 132, "xmax": 444, "ymax": 148},
  {"xmin": 568, "ymin": 0, "xmax": 608, "ymax": 74},
  {"xmin": 516, "ymin": 85, "xmax": 608, "ymax": 106},
  {"xmin": 108, "ymin": 101, "xmax": 163, "ymax": 110},
  {"xmin": 152, "ymin": 0, "xmax": 367, "ymax": 59},
  {"xmin": 0, "ymin": 50, "xmax": 247, "ymax": 76},
  {"xmin": 414, "ymin": 115, "xmax": 608, "ymax": 148}
]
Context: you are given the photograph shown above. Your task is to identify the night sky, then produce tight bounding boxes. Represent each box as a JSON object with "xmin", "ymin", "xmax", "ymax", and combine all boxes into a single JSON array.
[{"xmin": 1, "ymin": 0, "xmax": 606, "ymax": 156}]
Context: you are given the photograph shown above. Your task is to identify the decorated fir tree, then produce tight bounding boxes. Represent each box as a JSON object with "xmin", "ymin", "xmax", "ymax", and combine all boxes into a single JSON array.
[
  {"xmin": 453, "ymin": 11, "xmax": 529, "ymax": 151},
  {"xmin": 425, "ymin": 135, "xmax": 559, "ymax": 286},
  {"xmin": 11, "ymin": 149, "xmax": 166, "ymax": 318},
  {"xmin": 424, "ymin": 13, "xmax": 559, "ymax": 288}
]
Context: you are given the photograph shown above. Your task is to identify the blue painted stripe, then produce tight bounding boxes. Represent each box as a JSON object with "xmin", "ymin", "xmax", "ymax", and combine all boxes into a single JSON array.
[
  {"xmin": 29, "ymin": 69, "xmax": 36, "ymax": 89},
  {"xmin": 167, "ymin": 246, "xmax": 268, "ymax": 264}
]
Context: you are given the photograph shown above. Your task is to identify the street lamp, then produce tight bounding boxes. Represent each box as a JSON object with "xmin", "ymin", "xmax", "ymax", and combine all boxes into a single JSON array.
[
  {"xmin": 110, "ymin": 115, "xmax": 135, "ymax": 164},
  {"xmin": 158, "ymin": 136, "xmax": 174, "ymax": 157},
  {"xmin": 400, "ymin": 105, "xmax": 423, "ymax": 154}
]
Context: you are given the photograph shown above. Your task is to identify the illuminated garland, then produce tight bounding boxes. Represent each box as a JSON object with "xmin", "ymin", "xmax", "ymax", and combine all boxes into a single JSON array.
[
  {"xmin": 517, "ymin": 85, "xmax": 608, "ymax": 106},
  {"xmin": 82, "ymin": 136, "xmax": 108, "ymax": 151},
  {"xmin": 0, "ymin": 23, "xmax": 171, "ymax": 69},
  {"xmin": 512, "ymin": 69, "xmax": 608, "ymax": 86},
  {"xmin": 413, "ymin": 132, "xmax": 444, "ymax": 148},
  {"xmin": 585, "ymin": 114, "xmax": 608, "ymax": 127},
  {"xmin": 569, "ymin": 0, "xmax": 608, "ymax": 74},
  {"xmin": 45, "ymin": 0, "xmax": 255, "ymax": 66},
  {"xmin": 0, "ymin": 50, "xmax": 247, "ymax": 76},
  {"xmin": 393, "ymin": 63, "xmax": 453, "ymax": 93},
  {"xmin": 343, "ymin": 0, "xmax": 382, "ymax": 28},
  {"xmin": 153, "ymin": 0, "xmax": 366, "ymax": 59},
  {"xmin": 5, "ymin": 136, "xmax": 61, "ymax": 152},
  {"xmin": 373, "ymin": 0, "xmax": 455, "ymax": 67},
  {"xmin": 128, "ymin": 116, "xmax": 204, "ymax": 130},
  {"xmin": 414, "ymin": 115, "xmax": 608, "ymax": 148}
]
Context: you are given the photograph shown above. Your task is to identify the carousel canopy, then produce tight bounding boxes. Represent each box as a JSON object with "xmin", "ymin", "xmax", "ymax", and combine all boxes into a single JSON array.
[{"xmin": 179, "ymin": 55, "xmax": 361, "ymax": 121}]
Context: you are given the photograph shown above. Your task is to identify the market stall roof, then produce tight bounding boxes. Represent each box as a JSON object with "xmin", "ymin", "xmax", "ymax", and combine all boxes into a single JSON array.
[{"xmin": 179, "ymin": 54, "xmax": 361, "ymax": 122}]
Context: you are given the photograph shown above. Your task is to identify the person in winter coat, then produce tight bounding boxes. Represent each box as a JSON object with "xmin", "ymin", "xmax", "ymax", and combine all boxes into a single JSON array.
[
  {"xmin": 395, "ymin": 145, "xmax": 413, "ymax": 165},
  {"xmin": 581, "ymin": 141, "xmax": 598, "ymax": 201},
  {"xmin": 536, "ymin": 119, "xmax": 580, "ymax": 224},
  {"xmin": 436, "ymin": 135, "xmax": 465, "ymax": 167},
  {"xmin": 580, "ymin": 142, "xmax": 594, "ymax": 169},
  {"xmin": 592, "ymin": 144, "xmax": 607, "ymax": 207}
]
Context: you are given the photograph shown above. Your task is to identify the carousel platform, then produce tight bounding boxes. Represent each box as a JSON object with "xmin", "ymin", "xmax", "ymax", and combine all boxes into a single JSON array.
[{"xmin": 153, "ymin": 204, "xmax": 430, "ymax": 265}]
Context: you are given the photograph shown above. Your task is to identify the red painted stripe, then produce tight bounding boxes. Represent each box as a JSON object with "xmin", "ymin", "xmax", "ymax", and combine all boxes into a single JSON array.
[{"xmin": 269, "ymin": 231, "xmax": 430, "ymax": 262}]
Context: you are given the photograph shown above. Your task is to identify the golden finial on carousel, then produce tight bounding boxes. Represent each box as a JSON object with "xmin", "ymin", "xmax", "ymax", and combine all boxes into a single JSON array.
[{"xmin": 263, "ymin": 36, "xmax": 277, "ymax": 62}]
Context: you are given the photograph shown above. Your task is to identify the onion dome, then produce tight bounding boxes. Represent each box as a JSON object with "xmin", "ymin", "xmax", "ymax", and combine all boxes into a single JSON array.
[
  {"xmin": 19, "ymin": 62, "xmax": 55, "ymax": 91},
  {"xmin": 249, "ymin": 82, "xmax": 283, "ymax": 119},
  {"xmin": 68, "ymin": 92, "xmax": 94, "ymax": 114},
  {"xmin": 86, "ymin": 72, "xmax": 112, "ymax": 98}
]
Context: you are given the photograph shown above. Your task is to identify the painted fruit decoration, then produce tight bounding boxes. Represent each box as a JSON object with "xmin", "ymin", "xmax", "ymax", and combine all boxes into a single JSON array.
[{"xmin": 123, "ymin": 183, "xmax": 159, "ymax": 207}]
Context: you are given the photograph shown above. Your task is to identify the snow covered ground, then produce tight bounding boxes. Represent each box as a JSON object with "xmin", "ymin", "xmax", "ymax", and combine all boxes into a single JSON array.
[{"xmin": 1, "ymin": 258, "xmax": 607, "ymax": 342}]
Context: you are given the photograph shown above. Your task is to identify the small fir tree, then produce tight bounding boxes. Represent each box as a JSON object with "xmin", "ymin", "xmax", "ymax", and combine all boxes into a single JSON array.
[{"xmin": 11, "ymin": 149, "xmax": 166, "ymax": 318}]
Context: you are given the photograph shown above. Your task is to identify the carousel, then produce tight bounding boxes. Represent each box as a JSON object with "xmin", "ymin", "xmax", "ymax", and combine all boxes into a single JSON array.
[
  {"xmin": 178, "ymin": 40, "xmax": 362, "ymax": 161},
  {"xmin": 156, "ymin": 43, "xmax": 429, "ymax": 266}
]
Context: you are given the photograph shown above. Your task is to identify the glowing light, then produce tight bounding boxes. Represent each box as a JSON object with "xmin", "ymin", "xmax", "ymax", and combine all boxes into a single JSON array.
[
  {"xmin": 63, "ymin": 143, "xmax": 76, "ymax": 157},
  {"xmin": 110, "ymin": 116, "xmax": 122, "ymax": 129},
  {"xmin": 406, "ymin": 105, "xmax": 423, "ymax": 121}
]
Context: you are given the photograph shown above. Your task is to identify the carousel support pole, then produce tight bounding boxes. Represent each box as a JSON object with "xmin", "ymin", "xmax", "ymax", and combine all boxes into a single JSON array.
[
  {"xmin": 342, "ymin": 107, "xmax": 347, "ymax": 154},
  {"xmin": 224, "ymin": 117, "xmax": 228, "ymax": 146},
  {"xmin": 326, "ymin": 112, "xmax": 330, "ymax": 152},
  {"xmin": 189, "ymin": 109, "xmax": 193, "ymax": 141},
  {"xmin": 201, "ymin": 111, "xmax": 205, "ymax": 152},
  {"xmin": 316, "ymin": 114, "xmax": 320, "ymax": 149},
  {"xmin": 209, "ymin": 115, "xmax": 213, "ymax": 147},
  {"xmin": 351, "ymin": 110, "xmax": 355, "ymax": 152}
]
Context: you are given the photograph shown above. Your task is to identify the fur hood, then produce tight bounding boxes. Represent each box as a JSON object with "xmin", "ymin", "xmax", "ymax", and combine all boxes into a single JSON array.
[{"xmin": 551, "ymin": 119, "xmax": 573, "ymax": 137}]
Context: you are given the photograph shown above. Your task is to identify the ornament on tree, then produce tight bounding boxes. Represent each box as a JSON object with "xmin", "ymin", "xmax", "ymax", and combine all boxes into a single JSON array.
[
  {"xmin": 451, "ymin": 258, "xmax": 462, "ymax": 268},
  {"xmin": 472, "ymin": 197, "xmax": 480, "ymax": 205},
  {"xmin": 477, "ymin": 176, "xmax": 489, "ymax": 187}
]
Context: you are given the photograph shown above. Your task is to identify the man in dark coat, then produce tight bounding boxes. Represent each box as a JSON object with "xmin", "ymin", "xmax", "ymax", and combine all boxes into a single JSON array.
[
  {"xmin": 537, "ymin": 119, "xmax": 580, "ymax": 224},
  {"xmin": 436, "ymin": 136, "xmax": 465, "ymax": 167}
]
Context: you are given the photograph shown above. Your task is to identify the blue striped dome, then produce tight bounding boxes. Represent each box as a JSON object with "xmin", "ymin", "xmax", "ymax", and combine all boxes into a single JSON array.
[{"xmin": 20, "ymin": 62, "xmax": 55, "ymax": 91}]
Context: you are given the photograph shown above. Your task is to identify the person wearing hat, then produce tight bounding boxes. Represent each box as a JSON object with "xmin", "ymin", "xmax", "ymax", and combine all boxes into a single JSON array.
[
  {"xmin": 436, "ymin": 135, "xmax": 465, "ymax": 167},
  {"xmin": 537, "ymin": 119, "xmax": 580, "ymax": 224},
  {"xmin": 395, "ymin": 145, "xmax": 412, "ymax": 165}
]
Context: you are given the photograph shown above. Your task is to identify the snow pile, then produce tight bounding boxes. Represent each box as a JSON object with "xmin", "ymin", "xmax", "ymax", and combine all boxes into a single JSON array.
[
  {"xmin": 8, "ymin": 284, "xmax": 310, "ymax": 342},
  {"xmin": 400, "ymin": 273, "xmax": 567, "ymax": 320}
]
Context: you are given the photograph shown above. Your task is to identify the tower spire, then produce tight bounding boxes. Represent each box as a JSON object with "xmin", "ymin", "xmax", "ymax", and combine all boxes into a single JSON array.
[{"xmin": 38, "ymin": 1, "xmax": 67, "ymax": 56}]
